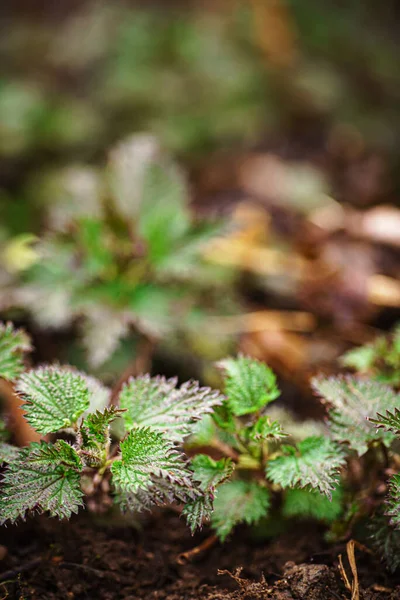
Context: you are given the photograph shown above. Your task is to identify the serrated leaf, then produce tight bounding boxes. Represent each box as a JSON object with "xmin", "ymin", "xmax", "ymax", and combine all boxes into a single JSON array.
[
  {"xmin": 139, "ymin": 162, "xmax": 191, "ymax": 266},
  {"xmin": 0, "ymin": 322, "xmax": 31, "ymax": 381},
  {"xmin": 116, "ymin": 474, "xmax": 199, "ymax": 515},
  {"xmin": 212, "ymin": 403, "xmax": 237, "ymax": 433},
  {"xmin": 43, "ymin": 165, "xmax": 103, "ymax": 232},
  {"xmin": 80, "ymin": 406, "xmax": 122, "ymax": 467},
  {"xmin": 267, "ymin": 436, "xmax": 345, "ymax": 498},
  {"xmin": 0, "ymin": 441, "xmax": 83, "ymax": 524},
  {"xmin": 118, "ymin": 375, "xmax": 223, "ymax": 442},
  {"xmin": 312, "ymin": 375, "xmax": 399, "ymax": 456},
  {"xmin": 211, "ymin": 480, "xmax": 270, "ymax": 541},
  {"xmin": 249, "ymin": 415, "xmax": 288, "ymax": 441},
  {"xmin": 155, "ymin": 221, "xmax": 224, "ymax": 279},
  {"xmin": 36, "ymin": 439, "xmax": 83, "ymax": 470},
  {"xmin": 283, "ymin": 487, "xmax": 343, "ymax": 523},
  {"xmin": 108, "ymin": 133, "xmax": 159, "ymax": 220},
  {"xmin": 81, "ymin": 308, "xmax": 130, "ymax": 368},
  {"xmin": 218, "ymin": 356, "xmax": 280, "ymax": 416},
  {"xmin": 182, "ymin": 494, "xmax": 214, "ymax": 534},
  {"xmin": 191, "ymin": 454, "xmax": 234, "ymax": 491},
  {"xmin": 76, "ymin": 218, "xmax": 114, "ymax": 278},
  {"xmin": 111, "ymin": 426, "xmax": 190, "ymax": 498},
  {"xmin": 0, "ymin": 442, "xmax": 19, "ymax": 464},
  {"xmin": 17, "ymin": 366, "xmax": 90, "ymax": 434},
  {"xmin": 369, "ymin": 513, "xmax": 400, "ymax": 572},
  {"xmin": 187, "ymin": 414, "xmax": 218, "ymax": 447},
  {"xmin": 82, "ymin": 406, "xmax": 122, "ymax": 445},
  {"xmin": 370, "ymin": 409, "xmax": 400, "ymax": 435},
  {"xmin": 386, "ymin": 474, "xmax": 400, "ymax": 529}
]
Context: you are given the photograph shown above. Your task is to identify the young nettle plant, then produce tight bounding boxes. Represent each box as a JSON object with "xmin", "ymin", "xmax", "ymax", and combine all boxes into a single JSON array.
[
  {"xmin": 0, "ymin": 322, "xmax": 347, "ymax": 537},
  {"xmin": 0, "ymin": 322, "xmax": 228, "ymax": 529},
  {"xmin": 1, "ymin": 135, "xmax": 234, "ymax": 371},
  {"xmin": 187, "ymin": 356, "xmax": 347, "ymax": 539},
  {"xmin": 312, "ymin": 326, "xmax": 400, "ymax": 570}
]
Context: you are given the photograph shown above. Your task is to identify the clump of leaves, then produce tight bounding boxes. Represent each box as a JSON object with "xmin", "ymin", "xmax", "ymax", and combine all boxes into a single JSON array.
[
  {"xmin": 2, "ymin": 135, "xmax": 234, "ymax": 370},
  {"xmin": 0, "ymin": 321, "xmax": 31, "ymax": 381},
  {"xmin": 0, "ymin": 323, "xmax": 347, "ymax": 538},
  {"xmin": 340, "ymin": 323, "xmax": 400, "ymax": 386},
  {"xmin": 188, "ymin": 355, "xmax": 346, "ymax": 540},
  {"xmin": 0, "ymin": 322, "xmax": 224, "ymax": 528},
  {"xmin": 312, "ymin": 330, "xmax": 400, "ymax": 569}
]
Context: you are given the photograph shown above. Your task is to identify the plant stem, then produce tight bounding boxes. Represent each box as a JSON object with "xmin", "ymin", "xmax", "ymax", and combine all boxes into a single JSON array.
[{"xmin": 210, "ymin": 439, "xmax": 240, "ymax": 462}]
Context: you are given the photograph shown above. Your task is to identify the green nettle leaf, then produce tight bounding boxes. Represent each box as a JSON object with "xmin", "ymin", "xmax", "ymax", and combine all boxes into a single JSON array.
[
  {"xmin": 369, "ymin": 514, "xmax": 400, "ymax": 573},
  {"xmin": 36, "ymin": 439, "xmax": 83, "ymax": 470},
  {"xmin": 267, "ymin": 436, "xmax": 346, "ymax": 498},
  {"xmin": 0, "ymin": 442, "xmax": 83, "ymax": 524},
  {"xmin": 211, "ymin": 480, "xmax": 271, "ymax": 541},
  {"xmin": 119, "ymin": 375, "xmax": 223, "ymax": 442},
  {"xmin": 116, "ymin": 475, "xmax": 199, "ymax": 515},
  {"xmin": 80, "ymin": 407, "xmax": 122, "ymax": 467},
  {"xmin": 386, "ymin": 474, "xmax": 400, "ymax": 529},
  {"xmin": 81, "ymin": 308, "xmax": 129, "ymax": 369},
  {"xmin": 218, "ymin": 356, "xmax": 280, "ymax": 416},
  {"xmin": 191, "ymin": 454, "xmax": 234, "ymax": 491},
  {"xmin": 139, "ymin": 162, "xmax": 191, "ymax": 265},
  {"xmin": 0, "ymin": 322, "xmax": 31, "ymax": 381},
  {"xmin": 312, "ymin": 376, "xmax": 399, "ymax": 456},
  {"xmin": 283, "ymin": 487, "xmax": 344, "ymax": 523},
  {"xmin": 182, "ymin": 494, "xmax": 214, "ymax": 535},
  {"xmin": 0, "ymin": 442, "xmax": 20, "ymax": 464},
  {"xmin": 111, "ymin": 426, "xmax": 190, "ymax": 497},
  {"xmin": 370, "ymin": 409, "xmax": 400, "ymax": 435},
  {"xmin": 249, "ymin": 415, "xmax": 288, "ymax": 441},
  {"xmin": 17, "ymin": 366, "xmax": 90, "ymax": 434},
  {"xmin": 187, "ymin": 414, "xmax": 218, "ymax": 447},
  {"xmin": 81, "ymin": 406, "xmax": 122, "ymax": 444},
  {"xmin": 212, "ymin": 403, "xmax": 237, "ymax": 433}
]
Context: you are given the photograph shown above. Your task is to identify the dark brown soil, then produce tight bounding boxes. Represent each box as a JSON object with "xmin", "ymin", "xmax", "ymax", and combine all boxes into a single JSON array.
[{"xmin": 1, "ymin": 512, "xmax": 399, "ymax": 600}]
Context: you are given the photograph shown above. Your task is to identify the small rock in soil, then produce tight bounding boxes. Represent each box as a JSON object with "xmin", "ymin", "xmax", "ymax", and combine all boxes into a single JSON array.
[{"xmin": 283, "ymin": 561, "xmax": 341, "ymax": 599}]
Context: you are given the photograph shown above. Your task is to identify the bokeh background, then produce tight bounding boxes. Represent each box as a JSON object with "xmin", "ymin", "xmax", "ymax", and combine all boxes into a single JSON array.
[{"xmin": 1, "ymin": 0, "xmax": 399, "ymax": 417}]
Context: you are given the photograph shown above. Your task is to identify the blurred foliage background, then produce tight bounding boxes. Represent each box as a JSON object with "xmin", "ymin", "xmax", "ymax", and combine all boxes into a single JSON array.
[{"xmin": 0, "ymin": 0, "xmax": 399, "ymax": 412}]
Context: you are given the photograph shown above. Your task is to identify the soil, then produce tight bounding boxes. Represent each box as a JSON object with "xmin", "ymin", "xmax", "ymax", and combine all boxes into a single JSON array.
[{"xmin": 1, "ymin": 511, "xmax": 399, "ymax": 600}]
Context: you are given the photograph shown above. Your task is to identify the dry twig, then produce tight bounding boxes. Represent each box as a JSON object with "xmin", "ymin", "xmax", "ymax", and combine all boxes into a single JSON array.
[{"xmin": 177, "ymin": 535, "xmax": 218, "ymax": 565}]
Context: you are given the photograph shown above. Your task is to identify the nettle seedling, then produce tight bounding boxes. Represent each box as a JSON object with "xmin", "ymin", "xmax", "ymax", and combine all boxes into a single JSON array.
[
  {"xmin": 312, "ymin": 324, "xmax": 400, "ymax": 569},
  {"xmin": 188, "ymin": 356, "xmax": 347, "ymax": 540},
  {"xmin": 0, "ymin": 322, "xmax": 224, "ymax": 528},
  {"xmin": 2, "ymin": 319, "xmax": 400, "ymax": 566},
  {"xmin": 1, "ymin": 135, "xmax": 233, "ymax": 370}
]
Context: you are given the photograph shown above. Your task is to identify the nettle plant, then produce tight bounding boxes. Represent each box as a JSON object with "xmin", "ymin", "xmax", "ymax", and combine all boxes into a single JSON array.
[
  {"xmin": 311, "ymin": 324, "xmax": 400, "ymax": 569},
  {"xmin": 2, "ymin": 320, "xmax": 400, "ymax": 566},
  {"xmin": 1, "ymin": 135, "xmax": 232, "ymax": 370},
  {"xmin": 0, "ymin": 322, "xmax": 346, "ymax": 536},
  {"xmin": 0, "ymin": 322, "xmax": 224, "ymax": 528}
]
